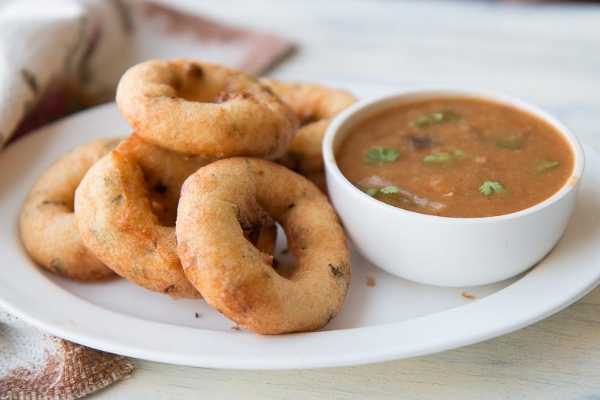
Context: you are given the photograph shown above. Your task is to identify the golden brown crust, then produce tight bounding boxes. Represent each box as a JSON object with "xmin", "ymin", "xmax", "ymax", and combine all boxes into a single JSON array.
[
  {"xmin": 116, "ymin": 59, "xmax": 298, "ymax": 158},
  {"xmin": 304, "ymin": 170, "xmax": 327, "ymax": 194},
  {"xmin": 75, "ymin": 136, "xmax": 278, "ymax": 298},
  {"xmin": 74, "ymin": 135, "xmax": 212, "ymax": 298},
  {"xmin": 261, "ymin": 79, "xmax": 356, "ymax": 174},
  {"xmin": 19, "ymin": 139, "xmax": 119, "ymax": 281},
  {"xmin": 176, "ymin": 158, "xmax": 350, "ymax": 334}
]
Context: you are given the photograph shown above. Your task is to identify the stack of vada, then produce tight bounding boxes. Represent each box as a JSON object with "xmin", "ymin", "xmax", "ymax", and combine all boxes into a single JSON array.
[{"xmin": 19, "ymin": 58, "xmax": 356, "ymax": 334}]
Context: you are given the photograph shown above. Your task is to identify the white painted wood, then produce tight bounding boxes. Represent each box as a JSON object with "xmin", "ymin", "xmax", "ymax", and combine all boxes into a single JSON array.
[{"xmin": 92, "ymin": 0, "xmax": 600, "ymax": 398}]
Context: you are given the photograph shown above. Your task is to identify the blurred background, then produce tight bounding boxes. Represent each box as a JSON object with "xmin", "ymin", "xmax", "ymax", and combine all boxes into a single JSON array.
[
  {"xmin": 177, "ymin": 0, "xmax": 600, "ymax": 154},
  {"xmin": 2, "ymin": 0, "xmax": 598, "ymax": 151}
]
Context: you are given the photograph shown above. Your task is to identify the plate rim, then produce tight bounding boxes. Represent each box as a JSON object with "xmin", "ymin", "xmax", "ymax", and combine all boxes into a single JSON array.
[{"xmin": 1, "ymin": 85, "xmax": 600, "ymax": 370}]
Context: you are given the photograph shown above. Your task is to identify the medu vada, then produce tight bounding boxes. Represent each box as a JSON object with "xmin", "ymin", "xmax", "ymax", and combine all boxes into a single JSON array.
[
  {"xmin": 304, "ymin": 170, "xmax": 327, "ymax": 194},
  {"xmin": 176, "ymin": 158, "xmax": 351, "ymax": 334},
  {"xmin": 75, "ymin": 136, "xmax": 277, "ymax": 298},
  {"xmin": 20, "ymin": 138, "xmax": 119, "ymax": 281},
  {"xmin": 260, "ymin": 79, "xmax": 356, "ymax": 174},
  {"xmin": 116, "ymin": 59, "xmax": 298, "ymax": 158}
]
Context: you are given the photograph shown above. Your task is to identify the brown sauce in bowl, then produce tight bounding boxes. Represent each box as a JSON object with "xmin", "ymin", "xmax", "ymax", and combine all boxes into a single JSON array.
[{"xmin": 336, "ymin": 97, "xmax": 574, "ymax": 218}]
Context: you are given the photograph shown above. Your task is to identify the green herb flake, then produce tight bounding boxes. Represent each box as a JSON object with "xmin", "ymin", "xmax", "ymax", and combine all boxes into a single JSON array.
[
  {"xmin": 496, "ymin": 135, "xmax": 525, "ymax": 150},
  {"xmin": 423, "ymin": 152, "xmax": 452, "ymax": 164},
  {"xmin": 423, "ymin": 149, "xmax": 465, "ymax": 165},
  {"xmin": 379, "ymin": 185, "xmax": 400, "ymax": 194},
  {"xmin": 410, "ymin": 110, "xmax": 459, "ymax": 128},
  {"xmin": 452, "ymin": 149, "xmax": 466, "ymax": 159},
  {"xmin": 364, "ymin": 185, "xmax": 400, "ymax": 197},
  {"xmin": 535, "ymin": 160, "xmax": 560, "ymax": 174},
  {"xmin": 479, "ymin": 180, "xmax": 505, "ymax": 197},
  {"xmin": 365, "ymin": 187, "xmax": 379, "ymax": 196},
  {"xmin": 364, "ymin": 147, "xmax": 400, "ymax": 164}
]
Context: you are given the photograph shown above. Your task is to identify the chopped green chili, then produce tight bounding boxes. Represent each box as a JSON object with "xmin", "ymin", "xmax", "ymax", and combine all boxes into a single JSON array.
[
  {"xmin": 423, "ymin": 149, "xmax": 465, "ymax": 165},
  {"xmin": 535, "ymin": 160, "xmax": 560, "ymax": 174},
  {"xmin": 410, "ymin": 110, "xmax": 459, "ymax": 128},
  {"xmin": 496, "ymin": 135, "xmax": 525, "ymax": 150},
  {"xmin": 379, "ymin": 185, "xmax": 400, "ymax": 194},
  {"xmin": 364, "ymin": 185, "xmax": 401, "ymax": 197}
]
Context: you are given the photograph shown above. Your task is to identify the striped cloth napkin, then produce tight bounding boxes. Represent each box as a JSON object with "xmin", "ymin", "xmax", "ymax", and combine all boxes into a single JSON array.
[{"xmin": 0, "ymin": 1, "xmax": 293, "ymax": 399}]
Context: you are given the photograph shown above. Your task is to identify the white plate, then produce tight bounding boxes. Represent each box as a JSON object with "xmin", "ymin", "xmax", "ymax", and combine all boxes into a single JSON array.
[{"xmin": 1, "ymin": 82, "xmax": 600, "ymax": 370}]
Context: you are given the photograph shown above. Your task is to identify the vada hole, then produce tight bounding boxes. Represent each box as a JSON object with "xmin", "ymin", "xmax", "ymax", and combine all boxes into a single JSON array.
[
  {"xmin": 272, "ymin": 226, "xmax": 298, "ymax": 280},
  {"xmin": 176, "ymin": 84, "xmax": 215, "ymax": 103},
  {"xmin": 144, "ymin": 176, "xmax": 178, "ymax": 227},
  {"xmin": 299, "ymin": 114, "xmax": 320, "ymax": 127}
]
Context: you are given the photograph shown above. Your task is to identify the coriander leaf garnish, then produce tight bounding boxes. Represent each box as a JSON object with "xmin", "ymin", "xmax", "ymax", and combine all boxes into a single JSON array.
[
  {"xmin": 496, "ymin": 135, "xmax": 525, "ymax": 150},
  {"xmin": 479, "ymin": 180, "xmax": 505, "ymax": 197},
  {"xmin": 410, "ymin": 110, "xmax": 459, "ymax": 128},
  {"xmin": 535, "ymin": 160, "xmax": 560, "ymax": 174},
  {"xmin": 422, "ymin": 149, "xmax": 465, "ymax": 165},
  {"xmin": 364, "ymin": 147, "xmax": 400, "ymax": 164},
  {"xmin": 379, "ymin": 185, "xmax": 400, "ymax": 194}
]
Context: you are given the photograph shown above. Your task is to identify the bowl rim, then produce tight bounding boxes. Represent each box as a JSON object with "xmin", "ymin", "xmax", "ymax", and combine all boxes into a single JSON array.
[{"xmin": 322, "ymin": 88, "xmax": 585, "ymax": 223}]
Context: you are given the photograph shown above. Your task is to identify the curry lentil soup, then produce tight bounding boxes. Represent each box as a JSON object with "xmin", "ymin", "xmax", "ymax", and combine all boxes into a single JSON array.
[{"xmin": 336, "ymin": 97, "xmax": 574, "ymax": 218}]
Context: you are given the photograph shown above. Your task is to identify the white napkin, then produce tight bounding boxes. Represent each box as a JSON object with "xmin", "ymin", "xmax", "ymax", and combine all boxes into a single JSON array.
[
  {"xmin": 0, "ymin": 0, "xmax": 294, "ymax": 146},
  {"xmin": 0, "ymin": 1, "xmax": 294, "ymax": 398}
]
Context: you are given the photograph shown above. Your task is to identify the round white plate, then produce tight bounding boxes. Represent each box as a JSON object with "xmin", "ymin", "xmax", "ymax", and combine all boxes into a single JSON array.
[{"xmin": 1, "ymin": 82, "xmax": 600, "ymax": 370}]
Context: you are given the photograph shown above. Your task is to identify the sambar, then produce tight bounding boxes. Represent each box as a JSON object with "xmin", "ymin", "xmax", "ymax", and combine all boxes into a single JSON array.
[{"xmin": 336, "ymin": 97, "xmax": 574, "ymax": 218}]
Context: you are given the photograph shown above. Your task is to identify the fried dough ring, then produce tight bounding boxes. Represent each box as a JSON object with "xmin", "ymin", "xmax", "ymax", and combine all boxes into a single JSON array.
[
  {"xmin": 261, "ymin": 79, "xmax": 356, "ymax": 174},
  {"xmin": 176, "ymin": 158, "xmax": 350, "ymax": 334},
  {"xmin": 20, "ymin": 138, "xmax": 119, "ymax": 281},
  {"xmin": 75, "ymin": 136, "xmax": 277, "ymax": 298},
  {"xmin": 75, "ymin": 135, "xmax": 208, "ymax": 298},
  {"xmin": 304, "ymin": 170, "xmax": 327, "ymax": 194},
  {"xmin": 116, "ymin": 59, "xmax": 298, "ymax": 158}
]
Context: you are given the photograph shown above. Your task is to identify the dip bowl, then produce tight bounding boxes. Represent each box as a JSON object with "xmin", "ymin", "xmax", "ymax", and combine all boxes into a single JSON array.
[{"xmin": 323, "ymin": 90, "xmax": 585, "ymax": 287}]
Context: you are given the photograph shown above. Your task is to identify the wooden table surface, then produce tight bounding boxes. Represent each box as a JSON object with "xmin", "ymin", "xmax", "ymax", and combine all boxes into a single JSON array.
[{"xmin": 95, "ymin": 1, "xmax": 600, "ymax": 398}]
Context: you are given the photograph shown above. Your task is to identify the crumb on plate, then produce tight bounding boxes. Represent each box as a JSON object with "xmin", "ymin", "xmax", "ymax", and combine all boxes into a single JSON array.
[
  {"xmin": 366, "ymin": 276, "xmax": 376, "ymax": 288},
  {"xmin": 461, "ymin": 291, "xmax": 476, "ymax": 300}
]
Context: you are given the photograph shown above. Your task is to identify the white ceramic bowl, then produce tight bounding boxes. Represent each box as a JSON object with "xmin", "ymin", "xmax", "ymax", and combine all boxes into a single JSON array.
[{"xmin": 323, "ymin": 90, "xmax": 585, "ymax": 287}]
